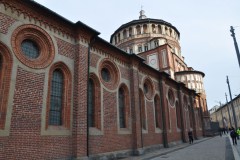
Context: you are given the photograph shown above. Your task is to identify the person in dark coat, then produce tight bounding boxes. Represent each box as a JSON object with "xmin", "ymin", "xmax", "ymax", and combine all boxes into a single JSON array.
[
  {"xmin": 188, "ymin": 130, "xmax": 194, "ymax": 144},
  {"xmin": 230, "ymin": 128, "xmax": 238, "ymax": 145}
]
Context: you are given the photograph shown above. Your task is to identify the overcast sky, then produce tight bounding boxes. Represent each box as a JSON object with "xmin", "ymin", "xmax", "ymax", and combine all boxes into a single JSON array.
[{"xmin": 35, "ymin": 0, "xmax": 240, "ymax": 109}]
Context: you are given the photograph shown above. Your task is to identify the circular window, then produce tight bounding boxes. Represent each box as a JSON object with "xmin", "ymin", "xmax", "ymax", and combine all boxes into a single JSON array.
[
  {"xmin": 168, "ymin": 89, "xmax": 175, "ymax": 107},
  {"xmin": 11, "ymin": 24, "xmax": 55, "ymax": 69},
  {"xmin": 143, "ymin": 77, "xmax": 154, "ymax": 100},
  {"xmin": 99, "ymin": 59, "xmax": 120, "ymax": 90},
  {"xmin": 101, "ymin": 68, "xmax": 111, "ymax": 82},
  {"xmin": 21, "ymin": 40, "xmax": 40, "ymax": 59}
]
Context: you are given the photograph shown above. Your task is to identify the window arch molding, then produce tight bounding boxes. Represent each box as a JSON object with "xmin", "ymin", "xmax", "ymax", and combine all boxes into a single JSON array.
[
  {"xmin": 118, "ymin": 83, "xmax": 130, "ymax": 129},
  {"xmin": 167, "ymin": 88, "xmax": 175, "ymax": 107},
  {"xmin": 46, "ymin": 62, "xmax": 72, "ymax": 129},
  {"xmin": 11, "ymin": 24, "xmax": 55, "ymax": 69},
  {"xmin": 88, "ymin": 73, "xmax": 101, "ymax": 129},
  {"xmin": 0, "ymin": 42, "xmax": 13, "ymax": 130},
  {"xmin": 98, "ymin": 58, "xmax": 120, "ymax": 90},
  {"xmin": 142, "ymin": 77, "xmax": 155, "ymax": 100}
]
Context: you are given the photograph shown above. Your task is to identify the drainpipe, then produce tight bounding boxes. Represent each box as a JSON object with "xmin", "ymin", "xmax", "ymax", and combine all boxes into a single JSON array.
[{"xmin": 86, "ymin": 36, "xmax": 96, "ymax": 157}]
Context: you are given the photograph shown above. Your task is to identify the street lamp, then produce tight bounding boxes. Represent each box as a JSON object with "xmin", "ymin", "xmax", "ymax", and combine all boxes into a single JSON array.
[
  {"xmin": 226, "ymin": 76, "xmax": 238, "ymax": 129},
  {"xmin": 230, "ymin": 26, "xmax": 240, "ymax": 68}
]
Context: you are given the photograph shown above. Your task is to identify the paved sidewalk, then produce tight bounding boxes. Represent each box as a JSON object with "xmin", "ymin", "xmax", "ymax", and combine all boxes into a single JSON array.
[
  {"xmin": 122, "ymin": 134, "xmax": 239, "ymax": 160},
  {"xmin": 228, "ymin": 134, "xmax": 240, "ymax": 160},
  {"xmin": 122, "ymin": 137, "xmax": 213, "ymax": 160}
]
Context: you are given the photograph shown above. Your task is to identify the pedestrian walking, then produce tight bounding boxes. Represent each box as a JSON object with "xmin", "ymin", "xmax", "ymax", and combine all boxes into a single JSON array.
[
  {"xmin": 230, "ymin": 128, "xmax": 238, "ymax": 145},
  {"xmin": 218, "ymin": 127, "xmax": 222, "ymax": 137},
  {"xmin": 236, "ymin": 127, "xmax": 240, "ymax": 140},
  {"xmin": 188, "ymin": 130, "xmax": 194, "ymax": 144}
]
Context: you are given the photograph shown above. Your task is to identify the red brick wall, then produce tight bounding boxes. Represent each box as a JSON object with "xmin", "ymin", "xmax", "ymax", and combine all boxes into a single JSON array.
[
  {"xmin": 0, "ymin": 1, "xmax": 206, "ymax": 158},
  {"xmin": 72, "ymin": 44, "xmax": 88, "ymax": 158},
  {"xmin": 56, "ymin": 37, "xmax": 76, "ymax": 59},
  {"xmin": 2, "ymin": 67, "xmax": 72, "ymax": 159},
  {"xmin": 89, "ymin": 88, "xmax": 132, "ymax": 154},
  {"xmin": 0, "ymin": 13, "xmax": 16, "ymax": 34},
  {"xmin": 143, "ymin": 100, "xmax": 163, "ymax": 146}
]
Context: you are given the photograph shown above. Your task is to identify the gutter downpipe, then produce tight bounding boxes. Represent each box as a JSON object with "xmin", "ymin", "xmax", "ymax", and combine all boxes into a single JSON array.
[{"xmin": 86, "ymin": 36, "xmax": 97, "ymax": 157}]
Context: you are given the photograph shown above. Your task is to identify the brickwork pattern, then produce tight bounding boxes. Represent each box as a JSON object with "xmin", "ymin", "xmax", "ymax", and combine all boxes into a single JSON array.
[
  {"xmin": 2, "ymin": 67, "xmax": 72, "ymax": 159},
  {"xmin": 0, "ymin": 12, "xmax": 16, "ymax": 34},
  {"xmin": 90, "ymin": 53, "xmax": 101, "ymax": 68},
  {"xmin": 0, "ymin": 1, "xmax": 207, "ymax": 159},
  {"xmin": 56, "ymin": 37, "xmax": 75, "ymax": 59}
]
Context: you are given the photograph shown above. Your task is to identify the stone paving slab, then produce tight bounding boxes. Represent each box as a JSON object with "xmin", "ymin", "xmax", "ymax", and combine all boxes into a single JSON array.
[{"xmin": 121, "ymin": 137, "xmax": 212, "ymax": 160}]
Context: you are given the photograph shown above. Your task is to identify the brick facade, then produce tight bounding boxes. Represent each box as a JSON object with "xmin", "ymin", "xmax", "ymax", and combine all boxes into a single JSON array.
[{"xmin": 0, "ymin": 0, "xmax": 208, "ymax": 159}]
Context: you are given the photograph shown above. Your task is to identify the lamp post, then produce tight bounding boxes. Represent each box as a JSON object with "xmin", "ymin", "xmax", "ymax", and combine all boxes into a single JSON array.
[
  {"xmin": 225, "ymin": 93, "xmax": 232, "ymax": 127},
  {"xmin": 226, "ymin": 76, "xmax": 238, "ymax": 129},
  {"xmin": 230, "ymin": 26, "xmax": 240, "ymax": 68}
]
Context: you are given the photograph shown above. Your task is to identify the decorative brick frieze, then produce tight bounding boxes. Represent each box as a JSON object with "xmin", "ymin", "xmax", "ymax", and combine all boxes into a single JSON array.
[
  {"xmin": 90, "ymin": 53, "xmax": 101, "ymax": 68},
  {"xmin": 55, "ymin": 37, "xmax": 76, "ymax": 59},
  {"xmin": 0, "ymin": 12, "xmax": 16, "ymax": 34}
]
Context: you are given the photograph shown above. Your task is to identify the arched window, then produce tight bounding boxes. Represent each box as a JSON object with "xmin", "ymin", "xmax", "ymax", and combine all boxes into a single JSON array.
[
  {"xmin": 0, "ymin": 43, "xmax": 13, "ymax": 130},
  {"xmin": 88, "ymin": 73, "xmax": 101, "ymax": 129},
  {"xmin": 88, "ymin": 79, "xmax": 95, "ymax": 127},
  {"xmin": 115, "ymin": 36, "xmax": 117, "ymax": 44},
  {"xmin": 0, "ymin": 55, "xmax": 2, "ymax": 79},
  {"xmin": 123, "ymin": 30, "xmax": 127, "ymax": 39},
  {"xmin": 154, "ymin": 95, "xmax": 162, "ymax": 129},
  {"xmin": 143, "ymin": 24, "xmax": 147, "ymax": 33},
  {"xmin": 152, "ymin": 24, "xmax": 156, "ymax": 33},
  {"xmin": 158, "ymin": 25, "xmax": 162, "ymax": 34},
  {"xmin": 136, "ymin": 25, "xmax": 141, "ymax": 35},
  {"xmin": 129, "ymin": 27, "xmax": 132, "ymax": 37},
  {"xmin": 49, "ymin": 69, "xmax": 64, "ymax": 125},
  {"xmin": 138, "ymin": 45, "xmax": 142, "ymax": 53},
  {"xmin": 176, "ymin": 101, "xmax": 182, "ymax": 129},
  {"xmin": 47, "ymin": 62, "xmax": 72, "ymax": 129},
  {"xmin": 118, "ymin": 33, "xmax": 120, "ymax": 42},
  {"xmin": 140, "ymin": 89, "xmax": 146, "ymax": 130},
  {"xmin": 119, "ymin": 87, "xmax": 126, "ymax": 128}
]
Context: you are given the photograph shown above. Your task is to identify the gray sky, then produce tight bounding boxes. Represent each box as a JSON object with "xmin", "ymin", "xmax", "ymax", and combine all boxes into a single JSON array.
[{"xmin": 35, "ymin": 0, "xmax": 240, "ymax": 109}]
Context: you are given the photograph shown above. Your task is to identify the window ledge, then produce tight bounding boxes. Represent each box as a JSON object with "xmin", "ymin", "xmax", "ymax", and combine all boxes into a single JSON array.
[
  {"xmin": 41, "ymin": 125, "xmax": 71, "ymax": 136},
  {"xmin": 89, "ymin": 127, "xmax": 103, "ymax": 135},
  {"xmin": 155, "ymin": 127, "xmax": 163, "ymax": 133},
  {"xmin": 118, "ymin": 128, "xmax": 132, "ymax": 135}
]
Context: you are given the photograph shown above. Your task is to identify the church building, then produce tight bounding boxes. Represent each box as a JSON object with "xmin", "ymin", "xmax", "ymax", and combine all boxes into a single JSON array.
[{"xmin": 0, "ymin": 0, "xmax": 210, "ymax": 159}]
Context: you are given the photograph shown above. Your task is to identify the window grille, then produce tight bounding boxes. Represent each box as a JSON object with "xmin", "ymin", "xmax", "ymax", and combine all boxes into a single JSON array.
[
  {"xmin": 49, "ymin": 69, "xmax": 64, "ymax": 125},
  {"xmin": 119, "ymin": 88, "xmax": 126, "ymax": 128},
  {"xmin": 88, "ymin": 79, "xmax": 95, "ymax": 127},
  {"xmin": 154, "ymin": 97, "xmax": 160, "ymax": 128},
  {"xmin": 101, "ymin": 68, "xmax": 111, "ymax": 82},
  {"xmin": 21, "ymin": 40, "xmax": 39, "ymax": 59}
]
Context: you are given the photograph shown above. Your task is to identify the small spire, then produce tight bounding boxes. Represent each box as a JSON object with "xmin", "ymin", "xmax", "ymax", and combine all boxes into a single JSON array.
[{"xmin": 139, "ymin": 5, "xmax": 147, "ymax": 19}]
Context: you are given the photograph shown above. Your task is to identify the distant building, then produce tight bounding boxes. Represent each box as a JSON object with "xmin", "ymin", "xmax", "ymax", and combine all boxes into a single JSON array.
[
  {"xmin": 210, "ymin": 95, "xmax": 240, "ymax": 129},
  {"xmin": 0, "ymin": 0, "xmax": 210, "ymax": 159},
  {"xmin": 209, "ymin": 105, "xmax": 221, "ymax": 114}
]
